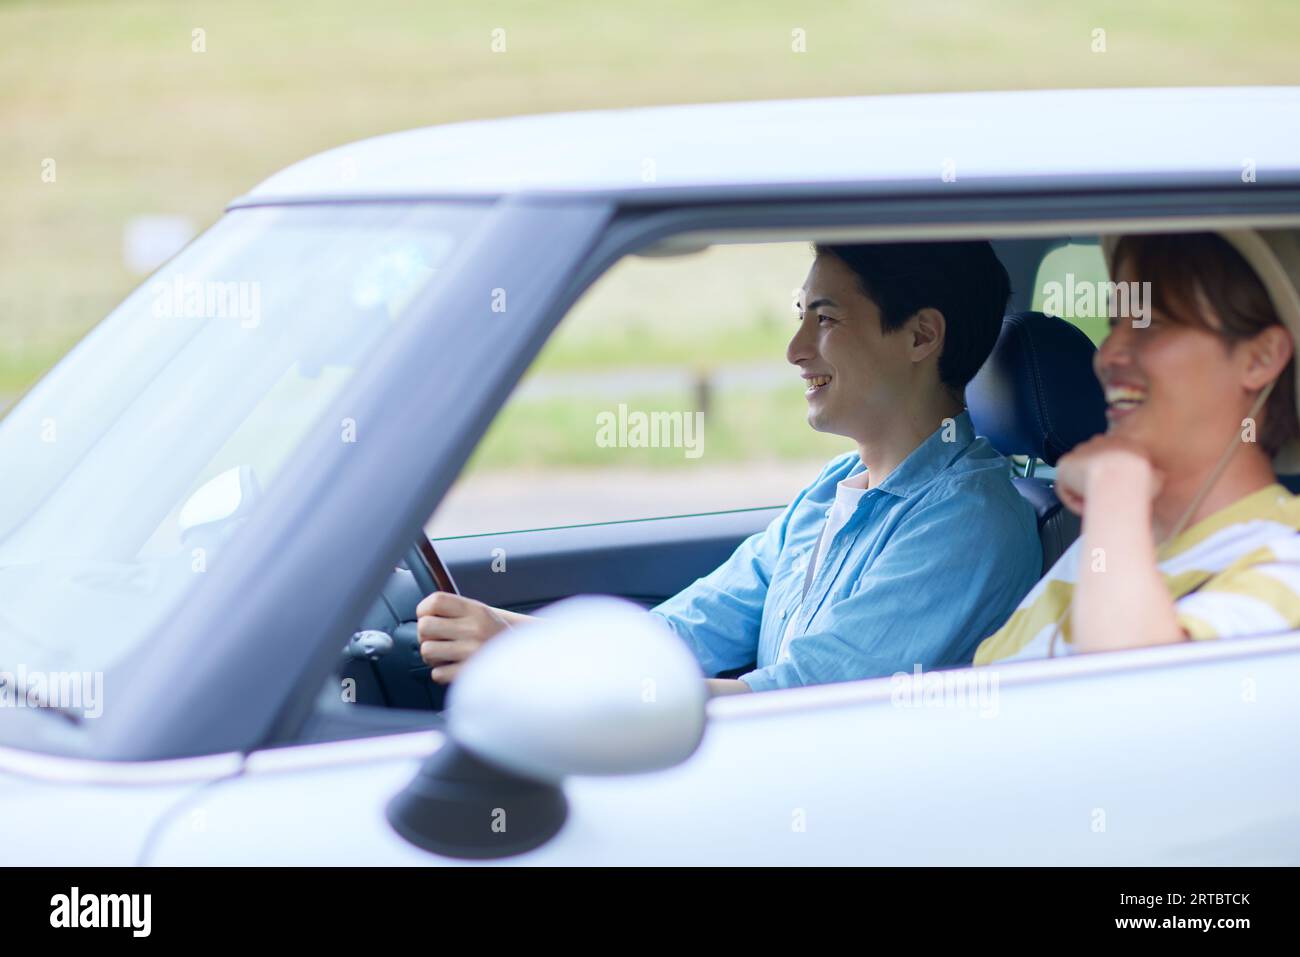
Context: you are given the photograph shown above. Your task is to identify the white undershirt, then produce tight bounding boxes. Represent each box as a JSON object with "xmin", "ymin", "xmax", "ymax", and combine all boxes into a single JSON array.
[{"xmin": 776, "ymin": 469, "xmax": 871, "ymax": 662}]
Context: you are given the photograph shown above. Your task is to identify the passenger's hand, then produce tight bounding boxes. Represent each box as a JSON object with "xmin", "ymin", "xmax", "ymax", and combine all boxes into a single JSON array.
[
  {"xmin": 416, "ymin": 593, "xmax": 512, "ymax": 683},
  {"xmin": 1054, "ymin": 434, "xmax": 1162, "ymax": 516}
]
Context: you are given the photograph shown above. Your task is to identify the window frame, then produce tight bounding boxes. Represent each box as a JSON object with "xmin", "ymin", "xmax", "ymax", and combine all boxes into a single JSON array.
[
  {"xmin": 19, "ymin": 185, "xmax": 1300, "ymax": 763},
  {"xmin": 438, "ymin": 186, "xmax": 1300, "ymax": 718}
]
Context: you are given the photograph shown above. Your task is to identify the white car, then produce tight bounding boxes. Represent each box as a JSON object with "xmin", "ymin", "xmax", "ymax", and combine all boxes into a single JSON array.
[{"xmin": 3, "ymin": 88, "xmax": 1299, "ymax": 865}]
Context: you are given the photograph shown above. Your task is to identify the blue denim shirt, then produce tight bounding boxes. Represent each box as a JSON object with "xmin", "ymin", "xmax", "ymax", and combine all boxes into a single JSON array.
[{"xmin": 648, "ymin": 411, "xmax": 1040, "ymax": 691}]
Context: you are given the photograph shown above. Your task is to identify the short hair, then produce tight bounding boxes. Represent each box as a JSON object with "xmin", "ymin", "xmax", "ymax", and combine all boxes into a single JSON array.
[{"xmin": 812, "ymin": 240, "xmax": 1011, "ymax": 398}]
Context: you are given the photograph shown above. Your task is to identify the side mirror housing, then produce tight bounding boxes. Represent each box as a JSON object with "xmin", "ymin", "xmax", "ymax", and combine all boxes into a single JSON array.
[
  {"xmin": 449, "ymin": 594, "xmax": 707, "ymax": 781},
  {"xmin": 386, "ymin": 595, "xmax": 707, "ymax": 859}
]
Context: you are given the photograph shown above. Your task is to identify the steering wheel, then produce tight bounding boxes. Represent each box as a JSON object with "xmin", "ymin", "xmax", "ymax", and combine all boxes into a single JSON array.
[
  {"xmin": 339, "ymin": 532, "xmax": 461, "ymax": 711},
  {"xmin": 405, "ymin": 533, "xmax": 460, "ymax": 600}
]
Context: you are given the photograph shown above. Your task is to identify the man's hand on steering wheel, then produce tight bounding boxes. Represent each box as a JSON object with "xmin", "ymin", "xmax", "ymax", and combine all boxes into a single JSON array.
[
  {"xmin": 407, "ymin": 532, "xmax": 539, "ymax": 683},
  {"xmin": 416, "ymin": 592, "xmax": 529, "ymax": 684}
]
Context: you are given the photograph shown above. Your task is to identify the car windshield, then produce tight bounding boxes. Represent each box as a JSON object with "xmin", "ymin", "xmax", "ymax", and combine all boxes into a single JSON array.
[{"xmin": 0, "ymin": 202, "xmax": 488, "ymax": 681}]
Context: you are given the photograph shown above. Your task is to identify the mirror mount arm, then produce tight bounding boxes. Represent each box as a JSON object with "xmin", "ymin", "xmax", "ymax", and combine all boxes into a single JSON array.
[{"xmin": 385, "ymin": 741, "xmax": 567, "ymax": 860}]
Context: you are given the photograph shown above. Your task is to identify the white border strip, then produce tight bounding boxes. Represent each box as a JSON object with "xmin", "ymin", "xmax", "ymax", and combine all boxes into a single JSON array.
[
  {"xmin": 243, "ymin": 729, "xmax": 444, "ymax": 775},
  {"xmin": 0, "ymin": 747, "xmax": 243, "ymax": 786},
  {"xmin": 0, "ymin": 729, "xmax": 446, "ymax": 785},
  {"xmin": 710, "ymin": 631, "xmax": 1300, "ymax": 720}
]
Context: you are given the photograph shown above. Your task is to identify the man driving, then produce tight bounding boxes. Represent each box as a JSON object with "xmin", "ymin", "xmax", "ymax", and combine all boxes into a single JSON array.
[{"xmin": 413, "ymin": 241, "xmax": 1041, "ymax": 694}]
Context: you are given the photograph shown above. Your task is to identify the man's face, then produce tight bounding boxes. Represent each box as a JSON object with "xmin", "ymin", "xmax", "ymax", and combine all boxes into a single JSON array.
[{"xmin": 788, "ymin": 253, "xmax": 916, "ymax": 442}]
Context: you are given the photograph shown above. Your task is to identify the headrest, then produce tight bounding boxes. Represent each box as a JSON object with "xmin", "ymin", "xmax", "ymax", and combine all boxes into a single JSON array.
[{"xmin": 967, "ymin": 311, "xmax": 1107, "ymax": 466}]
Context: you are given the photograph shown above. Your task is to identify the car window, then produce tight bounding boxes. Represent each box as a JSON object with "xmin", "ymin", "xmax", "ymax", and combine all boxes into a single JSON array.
[
  {"xmin": 0, "ymin": 202, "xmax": 490, "ymax": 679},
  {"xmin": 1031, "ymin": 239, "xmax": 1109, "ymax": 343},
  {"xmin": 428, "ymin": 242, "xmax": 850, "ymax": 538}
]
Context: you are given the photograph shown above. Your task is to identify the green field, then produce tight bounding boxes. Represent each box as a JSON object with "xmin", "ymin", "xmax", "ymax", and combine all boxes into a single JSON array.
[
  {"xmin": 469, "ymin": 386, "xmax": 849, "ymax": 472},
  {"xmin": 3, "ymin": 0, "xmax": 1299, "ymax": 464}
]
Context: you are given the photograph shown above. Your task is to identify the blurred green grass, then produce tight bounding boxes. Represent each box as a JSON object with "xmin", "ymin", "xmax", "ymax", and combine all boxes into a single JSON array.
[
  {"xmin": 531, "ymin": 320, "xmax": 789, "ymax": 373},
  {"xmin": 468, "ymin": 386, "xmax": 849, "ymax": 472},
  {"xmin": 5, "ymin": 1, "xmax": 1300, "ymax": 376},
  {"xmin": 3, "ymin": 0, "xmax": 1299, "ymax": 453}
]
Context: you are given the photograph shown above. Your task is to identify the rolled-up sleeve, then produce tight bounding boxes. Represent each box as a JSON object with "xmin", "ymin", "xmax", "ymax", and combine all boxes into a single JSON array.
[{"xmin": 739, "ymin": 482, "xmax": 1040, "ymax": 692}]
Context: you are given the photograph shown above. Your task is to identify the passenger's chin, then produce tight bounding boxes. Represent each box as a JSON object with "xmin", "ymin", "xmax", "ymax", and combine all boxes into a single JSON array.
[{"xmin": 1105, "ymin": 415, "xmax": 1160, "ymax": 459}]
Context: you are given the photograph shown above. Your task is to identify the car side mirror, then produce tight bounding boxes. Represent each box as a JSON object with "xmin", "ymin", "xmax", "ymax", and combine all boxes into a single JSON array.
[{"xmin": 386, "ymin": 595, "xmax": 707, "ymax": 858}]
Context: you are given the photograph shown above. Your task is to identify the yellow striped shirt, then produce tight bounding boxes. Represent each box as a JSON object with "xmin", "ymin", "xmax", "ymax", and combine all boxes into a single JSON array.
[{"xmin": 974, "ymin": 483, "xmax": 1300, "ymax": 664}]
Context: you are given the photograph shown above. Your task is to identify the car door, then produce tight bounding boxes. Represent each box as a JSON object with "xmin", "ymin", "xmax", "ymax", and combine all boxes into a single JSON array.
[
  {"xmin": 142, "ymin": 631, "xmax": 1300, "ymax": 865},
  {"xmin": 92, "ymin": 184, "xmax": 1300, "ymax": 860},
  {"xmin": 436, "ymin": 508, "xmax": 778, "ymax": 615}
]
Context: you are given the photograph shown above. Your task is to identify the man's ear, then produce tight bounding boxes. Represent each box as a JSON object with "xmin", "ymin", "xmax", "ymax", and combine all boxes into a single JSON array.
[
  {"xmin": 907, "ymin": 307, "xmax": 947, "ymax": 364},
  {"xmin": 1242, "ymin": 324, "xmax": 1294, "ymax": 391}
]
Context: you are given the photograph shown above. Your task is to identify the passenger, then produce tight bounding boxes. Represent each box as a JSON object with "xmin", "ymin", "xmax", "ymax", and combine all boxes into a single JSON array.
[
  {"xmin": 976, "ymin": 231, "xmax": 1300, "ymax": 663},
  {"xmin": 418, "ymin": 241, "xmax": 1041, "ymax": 693}
]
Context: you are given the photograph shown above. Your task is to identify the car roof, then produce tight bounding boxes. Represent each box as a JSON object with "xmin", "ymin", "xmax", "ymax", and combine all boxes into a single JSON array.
[{"xmin": 236, "ymin": 87, "xmax": 1300, "ymax": 206}]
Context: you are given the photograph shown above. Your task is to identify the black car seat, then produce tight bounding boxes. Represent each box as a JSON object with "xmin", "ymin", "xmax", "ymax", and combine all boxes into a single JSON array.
[{"xmin": 968, "ymin": 311, "xmax": 1108, "ymax": 573}]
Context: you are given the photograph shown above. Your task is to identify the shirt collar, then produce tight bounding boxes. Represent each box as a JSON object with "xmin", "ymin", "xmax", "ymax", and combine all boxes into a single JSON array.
[{"xmin": 844, "ymin": 409, "xmax": 976, "ymax": 498}]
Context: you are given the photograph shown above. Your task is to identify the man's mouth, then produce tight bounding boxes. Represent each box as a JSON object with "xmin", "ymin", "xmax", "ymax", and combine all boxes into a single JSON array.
[
  {"xmin": 803, "ymin": 374, "xmax": 832, "ymax": 397},
  {"xmin": 1104, "ymin": 383, "xmax": 1148, "ymax": 419}
]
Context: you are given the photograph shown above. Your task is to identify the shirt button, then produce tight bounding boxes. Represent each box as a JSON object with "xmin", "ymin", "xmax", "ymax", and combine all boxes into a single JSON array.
[{"xmin": 780, "ymin": 609, "xmax": 788, "ymax": 620}]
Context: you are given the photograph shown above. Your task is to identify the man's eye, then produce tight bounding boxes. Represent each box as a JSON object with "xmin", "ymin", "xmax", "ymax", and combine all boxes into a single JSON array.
[{"xmin": 818, "ymin": 315, "xmax": 836, "ymax": 325}]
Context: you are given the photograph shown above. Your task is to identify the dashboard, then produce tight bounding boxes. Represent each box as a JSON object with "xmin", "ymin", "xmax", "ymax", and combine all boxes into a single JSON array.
[{"xmin": 340, "ymin": 564, "xmax": 447, "ymax": 711}]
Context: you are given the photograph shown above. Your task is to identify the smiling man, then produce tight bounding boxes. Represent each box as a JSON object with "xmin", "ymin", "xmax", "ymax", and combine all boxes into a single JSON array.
[{"xmin": 415, "ymin": 241, "xmax": 1041, "ymax": 694}]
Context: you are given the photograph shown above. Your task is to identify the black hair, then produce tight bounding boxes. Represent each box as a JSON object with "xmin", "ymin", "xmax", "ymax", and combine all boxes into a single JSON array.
[{"xmin": 812, "ymin": 240, "xmax": 1011, "ymax": 398}]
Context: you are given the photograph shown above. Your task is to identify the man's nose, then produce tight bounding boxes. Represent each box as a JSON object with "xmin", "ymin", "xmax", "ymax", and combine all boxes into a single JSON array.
[{"xmin": 787, "ymin": 317, "xmax": 814, "ymax": 366}]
